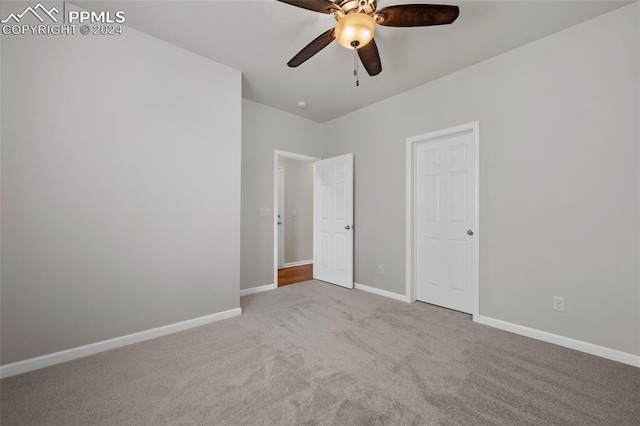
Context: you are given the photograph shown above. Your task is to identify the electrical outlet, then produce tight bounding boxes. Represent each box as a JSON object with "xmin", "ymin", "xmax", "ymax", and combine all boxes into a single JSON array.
[
  {"xmin": 552, "ymin": 297, "xmax": 565, "ymax": 312},
  {"xmin": 292, "ymin": 209, "xmax": 297, "ymax": 217},
  {"xmin": 378, "ymin": 265, "xmax": 384, "ymax": 275}
]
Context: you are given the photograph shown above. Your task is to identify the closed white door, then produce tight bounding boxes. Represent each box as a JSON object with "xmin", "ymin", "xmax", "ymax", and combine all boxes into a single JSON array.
[
  {"xmin": 314, "ymin": 154, "xmax": 354, "ymax": 289},
  {"xmin": 416, "ymin": 130, "xmax": 476, "ymax": 313}
]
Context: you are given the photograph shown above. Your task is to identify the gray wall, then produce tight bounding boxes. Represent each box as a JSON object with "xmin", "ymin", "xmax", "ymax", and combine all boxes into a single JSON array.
[
  {"xmin": 1, "ymin": 24, "xmax": 242, "ymax": 364},
  {"xmin": 240, "ymin": 100, "xmax": 323, "ymax": 289},
  {"xmin": 323, "ymin": 5, "xmax": 639, "ymax": 355},
  {"xmin": 278, "ymin": 158, "xmax": 314, "ymax": 264}
]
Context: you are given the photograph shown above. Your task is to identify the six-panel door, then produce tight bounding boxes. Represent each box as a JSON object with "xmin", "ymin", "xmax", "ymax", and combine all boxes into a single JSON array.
[
  {"xmin": 416, "ymin": 131, "xmax": 476, "ymax": 313},
  {"xmin": 314, "ymin": 154, "xmax": 354, "ymax": 289}
]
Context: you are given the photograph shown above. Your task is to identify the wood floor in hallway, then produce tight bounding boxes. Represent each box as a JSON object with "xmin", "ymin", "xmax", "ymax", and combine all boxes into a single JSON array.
[{"xmin": 278, "ymin": 264, "xmax": 312, "ymax": 287}]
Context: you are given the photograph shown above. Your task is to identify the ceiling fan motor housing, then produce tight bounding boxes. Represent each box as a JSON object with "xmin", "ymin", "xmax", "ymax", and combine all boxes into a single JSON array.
[{"xmin": 337, "ymin": 0, "xmax": 377, "ymax": 15}]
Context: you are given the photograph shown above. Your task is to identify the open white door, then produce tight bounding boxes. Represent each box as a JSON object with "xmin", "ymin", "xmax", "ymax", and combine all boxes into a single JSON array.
[
  {"xmin": 314, "ymin": 154, "xmax": 354, "ymax": 289},
  {"xmin": 277, "ymin": 167, "xmax": 285, "ymax": 269}
]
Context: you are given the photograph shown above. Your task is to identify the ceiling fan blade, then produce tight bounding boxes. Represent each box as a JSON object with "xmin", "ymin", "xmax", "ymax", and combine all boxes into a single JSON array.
[
  {"xmin": 376, "ymin": 4, "xmax": 459, "ymax": 27},
  {"xmin": 276, "ymin": 0, "xmax": 341, "ymax": 14},
  {"xmin": 288, "ymin": 28, "xmax": 336, "ymax": 67},
  {"xmin": 357, "ymin": 38, "xmax": 382, "ymax": 76}
]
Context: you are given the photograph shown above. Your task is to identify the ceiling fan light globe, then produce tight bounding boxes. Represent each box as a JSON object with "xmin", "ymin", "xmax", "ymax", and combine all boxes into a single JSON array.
[{"xmin": 335, "ymin": 13, "xmax": 376, "ymax": 49}]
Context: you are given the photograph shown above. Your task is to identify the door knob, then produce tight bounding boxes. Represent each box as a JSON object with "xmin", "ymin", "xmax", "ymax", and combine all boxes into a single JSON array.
[
  {"xmin": 345, "ymin": 225, "xmax": 351, "ymax": 230},
  {"xmin": 278, "ymin": 222, "xmax": 282, "ymax": 225},
  {"xmin": 467, "ymin": 229, "xmax": 474, "ymax": 236}
]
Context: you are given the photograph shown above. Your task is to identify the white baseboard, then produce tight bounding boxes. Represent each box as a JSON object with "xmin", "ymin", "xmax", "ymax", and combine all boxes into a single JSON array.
[
  {"xmin": 240, "ymin": 283, "xmax": 277, "ymax": 297},
  {"xmin": 474, "ymin": 315, "xmax": 640, "ymax": 368},
  {"xmin": 354, "ymin": 282, "xmax": 411, "ymax": 303},
  {"xmin": 283, "ymin": 260, "xmax": 313, "ymax": 268},
  {"xmin": 0, "ymin": 307, "xmax": 242, "ymax": 379}
]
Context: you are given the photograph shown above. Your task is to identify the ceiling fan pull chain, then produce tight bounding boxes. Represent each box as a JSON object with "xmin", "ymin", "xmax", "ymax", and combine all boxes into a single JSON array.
[
  {"xmin": 353, "ymin": 46, "xmax": 360, "ymax": 87},
  {"xmin": 353, "ymin": 47, "xmax": 357, "ymax": 77}
]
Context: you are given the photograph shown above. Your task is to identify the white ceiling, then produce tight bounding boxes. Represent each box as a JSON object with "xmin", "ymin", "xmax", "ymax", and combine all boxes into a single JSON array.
[{"xmin": 75, "ymin": 0, "xmax": 631, "ymax": 122}]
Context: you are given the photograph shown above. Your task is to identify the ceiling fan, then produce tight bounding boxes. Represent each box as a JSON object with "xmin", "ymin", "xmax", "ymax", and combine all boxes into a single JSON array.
[{"xmin": 277, "ymin": 0, "xmax": 460, "ymax": 78}]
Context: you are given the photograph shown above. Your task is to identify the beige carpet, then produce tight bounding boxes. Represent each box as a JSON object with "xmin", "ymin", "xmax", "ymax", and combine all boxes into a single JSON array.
[{"xmin": 1, "ymin": 280, "xmax": 639, "ymax": 425}]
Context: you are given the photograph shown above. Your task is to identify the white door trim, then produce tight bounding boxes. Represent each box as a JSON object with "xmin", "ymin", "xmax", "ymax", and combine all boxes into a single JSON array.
[
  {"xmin": 405, "ymin": 121, "xmax": 480, "ymax": 317},
  {"xmin": 273, "ymin": 150, "xmax": 321, "ymax": 287}
]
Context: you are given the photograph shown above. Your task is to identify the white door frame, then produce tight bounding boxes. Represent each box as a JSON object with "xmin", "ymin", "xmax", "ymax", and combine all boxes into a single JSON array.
[
  {"xmin": 405, "ymin": 121, "xmax": 480, "ymax": 317},
  {"xmin": 273, "ymin": 150, "xmax": 321, "ymax": 287}
]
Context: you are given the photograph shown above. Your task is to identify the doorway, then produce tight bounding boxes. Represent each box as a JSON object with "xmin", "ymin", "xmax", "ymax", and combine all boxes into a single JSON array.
[
  {"xmin": 274, "ymin": 151, "xmax": 320, "ymax": 287},
  {"xmin": 406, "ymin": 122, "xmax": 479, "ymax": 315}
]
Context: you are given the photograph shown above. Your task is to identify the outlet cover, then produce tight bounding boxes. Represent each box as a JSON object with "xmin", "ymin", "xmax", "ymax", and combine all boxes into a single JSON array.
[
  {"xmin": 377, "ymin": 265, "xmax": 384, "ymax": 275},
  {"xmin": 552, "ymin": 297, "xmax": 565, "ymax": 312}
]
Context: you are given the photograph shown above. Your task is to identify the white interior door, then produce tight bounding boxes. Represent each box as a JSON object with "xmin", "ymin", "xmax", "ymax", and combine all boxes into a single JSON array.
[
  {"xmin": 314, "ymin": 154, "xmax": 354, "ymax": 289},
  {"xmin": 416, "ymin": 130, "xmax": 476, "ymax": 313},
  {"xmin": 277, "ymin": 167, "xmax": 285, "ymax": 269}
]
